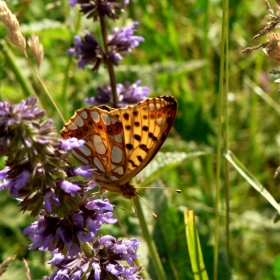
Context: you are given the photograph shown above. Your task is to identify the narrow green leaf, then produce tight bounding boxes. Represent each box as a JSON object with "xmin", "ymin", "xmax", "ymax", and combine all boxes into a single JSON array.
[
  {"xmin": 184, "ymin": 210, "xmax": 209, "ymax": 280},
  {"xmin": 274, "ymin": 255, "xmax": 280, "ymax": 279},
  {"xmin": 225, "ymin": 150, "xmax": 280, "ymax": 213}
]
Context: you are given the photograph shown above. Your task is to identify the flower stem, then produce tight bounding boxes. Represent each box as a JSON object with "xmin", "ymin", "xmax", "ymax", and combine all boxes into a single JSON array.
[
  {"xmin": 61, "ymin": 9, "xmax": 82, "ymax": 119},
  {"xmin": 98, "ymin": 2, "xmax": 118, "ymax": 107},
  {"xmin": 134, "ymin": 197, "xmax": 167, "ymax": 280},
  {"xmin": 2, "ymin": 41, "xmax": 36, "ymax": 98}
]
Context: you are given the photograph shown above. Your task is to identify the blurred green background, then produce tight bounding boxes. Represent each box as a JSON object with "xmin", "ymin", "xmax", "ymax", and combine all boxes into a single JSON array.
[{"xmin": 1, "ymin": 0, "xmax": 280, "ymax": 279}]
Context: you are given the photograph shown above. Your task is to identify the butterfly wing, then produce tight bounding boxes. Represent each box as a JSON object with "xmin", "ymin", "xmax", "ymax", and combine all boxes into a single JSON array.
[
  {"xmin": 61, "ymin": 96, "xmax": 177, "ymax": 188},
  {"xmin": 61, "ymin": 107, "xmax": 127, "ymax": 182},
  {"xmin": 109, "ymin": 96, "xmax": 177, "ymax": 185}
]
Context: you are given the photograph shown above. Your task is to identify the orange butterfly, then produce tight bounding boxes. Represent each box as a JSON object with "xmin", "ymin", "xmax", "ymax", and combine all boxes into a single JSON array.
[{"xmin": 61, "ymin": 96, "xmax": 177, "ymax": 199}]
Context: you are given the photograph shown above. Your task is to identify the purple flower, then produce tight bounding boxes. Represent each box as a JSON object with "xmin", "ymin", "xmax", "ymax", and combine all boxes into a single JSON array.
[
  {"xmin": 0, "ymin": 169, "xmax": 30, "ymax": 198},
  {"xmin": 0, "ymin": 167, "xmax": 9, "ymax": 180},
  {"xmin": 69, "ymin": 0, "xmax": 129, "ymax": 20},
  {"xmin": 24, "ymin": 199, "xmax": 117, "ymax": 256},
  {"xmin": 86, "ymin": 198, "xmax": 114, "ymax": 212},
  {"xmin": 0, "ymin": 96, "xmax": 45, "ymax": 155},
  {"xmin": 107, "ymin": 22, "xmax": 144, "ymax": 65},
  {"xmin": 72, "ymin": 213, "xmax": 84, "ymax": 228},
  {"xmin": 45, "ymin": 234, "xmax": 142, "ymax": 280},
  {"xmin": 44, "ymin": 189, "xmax": 61, "ymax": 213},
  {"xmin": 68, "ymin": 22, "xmax": 143, "ymax": 70},
  {"xmin": 59, "ymin": 180, "xmax": 81, "ymax": 196},
  {"xmin": 69, "ymin": 0, "xmax": 78, "ymax": 7},
  {"xmin": 60, "ymin": 138, "xmax": 85, "ymax": 150},
  {"xmin": 0, "ymin": 97, "xmax": 84, "ymax": 216},
  {"xmin": 86, "ymin": 80, "xmax": 149, "ymax": 107},
  {"xmin": 0, "ymin": 96, "xmax": 45, "ymax": 125},
  {"xmin": 71, "ymin": 165, "xmax": 95, "ymax": 179},
  {"xmin": 68, "ymin": 32, "xmax": 104, "ymax": 70}
]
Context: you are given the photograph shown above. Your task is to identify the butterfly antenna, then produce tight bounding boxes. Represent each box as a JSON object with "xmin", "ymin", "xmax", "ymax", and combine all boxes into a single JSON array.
[
  {"xmin": 136, "ymin": 186, "xmax": 181, "ymax": 193},
  {"xmin": 134, "ymin": 193, "xmax": 158, "ymax": 219},
  {"xmin": 114, "ymin": 204, "xmax": 136, "ymax": 215}
]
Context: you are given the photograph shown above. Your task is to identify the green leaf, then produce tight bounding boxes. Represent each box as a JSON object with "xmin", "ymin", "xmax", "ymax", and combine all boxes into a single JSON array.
[
  {"xmin": 137, "ymin": 151, "xmax": 207, "ymax": 188},
  {"xmin": 184, "ymin": 210, "xmax": 209, "ymax": 280},
  {"xmin": 225, "ymin": 150, "xmax": 280, "ymax": 214},
  {"xmin": 274, "ymin": 255, "xmax": 280, "ymax": 279}
]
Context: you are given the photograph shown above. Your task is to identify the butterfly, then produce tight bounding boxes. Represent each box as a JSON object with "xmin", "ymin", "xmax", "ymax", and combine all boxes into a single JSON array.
[{"xmin": 61, "ymin": 96, "xmax": 177, "ymax": 199}]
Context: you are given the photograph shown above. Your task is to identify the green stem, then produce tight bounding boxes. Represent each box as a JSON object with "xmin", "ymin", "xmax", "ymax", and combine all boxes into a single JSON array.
[
  {"xmin": 134, "ymin": 197, "xmax": 167, "ymax": 280},
  {"xmin": 98, "ymin": 3, "xmax": 118, "ymax": 107},
  {"xmin": 223, "ymin": 0, "xmax": 230, "ymax": 278},
  {"xmin": 61, "ymin": 10, "xmax": 81, "ymax": 119},
  {"xmin": 214, "ymin": 0, "xmax": 228, "ymax": 279},
  {"xmin": 2, "ymin": 42, "xmax": 36, "ymax": 98}
]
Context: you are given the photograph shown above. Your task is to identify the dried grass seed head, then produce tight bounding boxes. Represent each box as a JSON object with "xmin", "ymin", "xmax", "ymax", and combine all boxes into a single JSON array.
[
  {"xmin": 28, "ymin": 34, "xmax": 44, "ymax": 66},
  {"xmin": 0, "ymin": 0, "xmax": 26, "ymax": 50}
]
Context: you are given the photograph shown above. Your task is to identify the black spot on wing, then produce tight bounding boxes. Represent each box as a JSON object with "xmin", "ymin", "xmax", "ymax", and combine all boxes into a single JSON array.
[
  {"xmin": 123, "ymin": 112, "xmax": 129, "ymax": 120},
  {"xmin": 134, "ymin": 134, "xmax": 141, "ymax": 141},
  {"xmin": 139, "ymin": 144, "xmax": 149, "ymax": 153},
  {"xmin": 126, "ymin": 144, "xmax": 133, "ymax": 150}
]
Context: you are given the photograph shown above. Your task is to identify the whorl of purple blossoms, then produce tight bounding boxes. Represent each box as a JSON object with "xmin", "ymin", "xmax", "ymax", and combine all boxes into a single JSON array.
[
  {"xmin": 68, "ymin": 22, "xmax": 144, "ymax": 70},
  {"xmin": 86, "ymin": 80, "xmax": 149, "ymax": 107},
  {"xmin": 107, "ymin": 22, "xmax": 144, "ymax": 65},
  {"xmin": 44, "ymin": 235, "xmax": 142, "ymax": 280},
  {"xmin": 69, "ymin": 0, "xmax": 129, "ymax": 20},
  {"xmin": 23, "ymin": 199, "xmax": 117, "ymax": 257},
  {"xmin": 67, "ymin": 32, "xmax": 104, "ymax": 70},
  {"xmin": 0, "ymin": 95, "xmax": 45, "ymax": 154},
  {"xmin": 0, "ymin": 96, "xmax": 88, "ymax": 216}
]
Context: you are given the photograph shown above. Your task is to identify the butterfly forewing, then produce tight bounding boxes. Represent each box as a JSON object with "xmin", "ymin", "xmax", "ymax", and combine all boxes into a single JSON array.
[
  {"xmin": 110, "ymin": 96, "xmax": 177, "ymax": 185},
  {"xmin": 61, "ymin": 96, "xmax": 177, "ymax": 195}
]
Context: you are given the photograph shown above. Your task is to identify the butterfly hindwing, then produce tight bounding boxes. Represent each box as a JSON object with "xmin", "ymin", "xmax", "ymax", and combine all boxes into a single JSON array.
[{"xmin": 61, "ymin": 107, "xmax": 127, "ymax": 181}]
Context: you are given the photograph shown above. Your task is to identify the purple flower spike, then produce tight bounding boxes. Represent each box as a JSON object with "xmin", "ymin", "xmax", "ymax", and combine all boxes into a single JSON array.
[
  {"xmin": 68, "ymin": 32, "xmax": 103, "ymax": 70},
  {"xmin": 85, "ymin": 80, "xmax": 149, "ymax": 107},
  {"xmin": 69, "ymin": 0, "xmax": 129, "ymax": 20},
  {"xmin": 107, "ymin": 22, "xmax": 144, "ymax": 65},
  {"xmin": 45, "ymin": 234, "xmax": 142, "ymax": 279}
]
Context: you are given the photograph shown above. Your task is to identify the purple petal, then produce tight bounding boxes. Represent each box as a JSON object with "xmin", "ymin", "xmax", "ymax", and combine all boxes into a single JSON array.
[
  {"xmin": 72, "ymin": 213, "xmax": 84, "ymax": 228},
  {"xmin": 77, "ymin": 230, "xmax": 94, "ymax": 242},
  {"xmin": 60, "ymin": 180, "xmax": 81, "ymax": 196},
  {"xmin": 0, "ymin": 167, "xmax": 9, "ymax": 180},
  {"xmin": 72, "ymin": 165, "xmax": 94, "ymax": 178},
  {"xmin": 60, "ymin": 138, "xmax": 85, "ymax": 150},
  {"xmin": 105, "ymin": 262, "xmax": 123, "ymax": 276},
  {"xmin": 92, "ymin": 262, "xmax": 101, "ymax": 280},
  {"xmin": 86, "ymin": 199, "xmax": 114, "ymax": 211}
]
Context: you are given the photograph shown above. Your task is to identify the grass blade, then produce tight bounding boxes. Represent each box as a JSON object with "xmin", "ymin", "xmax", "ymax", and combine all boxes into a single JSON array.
[{"xmin": 184, "ymin": 210, "xmax": 209, "ymax": 280}]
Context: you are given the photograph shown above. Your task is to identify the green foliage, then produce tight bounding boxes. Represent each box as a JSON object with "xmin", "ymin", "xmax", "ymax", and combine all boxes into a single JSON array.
[{"xmin": 274, "ymin": 255, "xmax": 280, "ymax": 279}]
